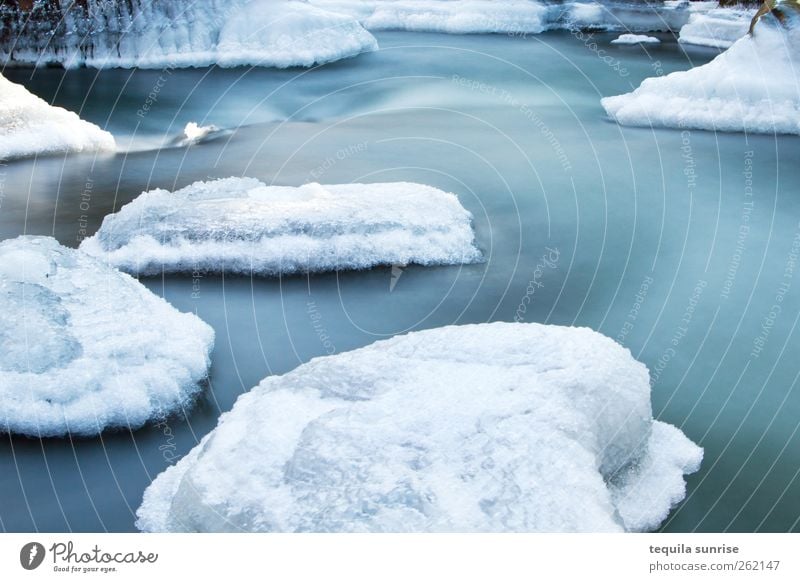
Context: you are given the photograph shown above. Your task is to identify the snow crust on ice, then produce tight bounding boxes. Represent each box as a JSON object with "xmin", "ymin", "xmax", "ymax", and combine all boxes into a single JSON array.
[
  {"xmin": 136, "ymin": 322, "xmax": 702, "ymax": 533},
  {"xmin": 602, "ymin": 11, "xmax": 800, "ymax": 135},
  {"xmin": 0, "ymin": 73, "xmax": 115, "ymax": 161},
  {"xmin": 678, "ymin": 8, "xmax": 755, "ymax": 48},
  {"xmin": 611, "ymin": 33, "xmax": 661, "ymax": 44},
  {"xmin": 80, "ymin": 178, "xmax": 482, "ymax": 276},
  {"xmin": 0, "ymin": 236, "xmax": 214, "ymax": 437},
  {"xmin": 2, "ymin": 0, "xmax": 377, "ymax": 69}
]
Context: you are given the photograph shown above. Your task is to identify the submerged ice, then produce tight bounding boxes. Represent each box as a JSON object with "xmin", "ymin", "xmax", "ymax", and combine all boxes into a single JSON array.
[
  {"xmin": 602, "ymin": 7, "xmax": 800, "ymax": 135},
  {"xmin": 80, "ymin": 178, "xmax": 482, "ymax": 276},
  {"xmin": 0, "ymin": 237, "xmax": 214, "ymax": 437},
  {"xmin": 136, "ymin": 322, "xmax": 702, "ymax": 533},
  {"xmin": 0, "ymin": 73, "xmax": 115, "ymax": 161}
]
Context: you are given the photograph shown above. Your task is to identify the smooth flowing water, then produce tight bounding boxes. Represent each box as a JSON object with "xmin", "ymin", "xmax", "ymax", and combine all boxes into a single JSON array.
[{"xmin": 1, "ymin": 31, "xmax": 799, "ymax": 533}]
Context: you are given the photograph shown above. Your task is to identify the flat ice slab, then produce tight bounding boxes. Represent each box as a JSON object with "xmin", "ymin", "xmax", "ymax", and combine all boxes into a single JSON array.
[
  {"xmin": 611, "ymin": 33, "xmax": 661, "ymax": 45},
  {"xmin": 602, "ymin": 13, "xmax": 800, "ymax": 135},
  {"xmin": 0, "ymin": 236, "xmax": 214, "ymax": 437},
  {"xmin": 80, "ymin": 178, "xmax": 482, "ymax": 276},
  {"xmin": 0, "ymin": 73, "xmax": 115, "ymax": 161},
  {"xmin": 136, "ymin": 322, "xmax": 702, "ymax": 533}
]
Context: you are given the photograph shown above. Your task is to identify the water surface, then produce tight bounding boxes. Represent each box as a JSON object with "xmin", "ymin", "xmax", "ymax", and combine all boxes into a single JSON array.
[{"xmin": 1, "ymin": 31, "xmax": 799, "ymax": 532}]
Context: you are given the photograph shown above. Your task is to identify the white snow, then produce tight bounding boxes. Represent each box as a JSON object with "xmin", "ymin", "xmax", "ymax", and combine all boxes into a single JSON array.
[
  {"xmin": 3, "ymin": 0, "xmax": 377, "ymax": 69},
  {"xmin": 136, "ymin": 322, "xmax": 702, "ymax": 533},
  {"xmin": 311, "ymin": 0, "xmax": 552, "ymax": 34},
  {"xmin": 611, "ymin": 33, "xmax": 661, "ymax": 45},
  {"xmin": 171, "ymin": 122, "xmax": 226, "ymax": 147},
  {"xmin": 312, "ymin": 1, "xmax": 695, "ymax": 33},
  {"xmin": 0, "ymin": 236, "xmax": 214, "ymax": 437},
  {"xmin": 679, "ymin": 8, "xmax": 755, "ymax": 49},
  {"xmin": 602, "ymin": 11, "xmax": 800, "ymax": 135},
  {"xmin": 0, "ymin": 73, "xmax": 115, "ymax": 161},
  {"xmin": 182, "ymin": 122, "xmax": 217, "ymax": 143},
  {"xmin": 1, "ymin": 1, "xmax": 725, "ymax": 68},
  {"xmin": 80, "ymin": 178, "xmax": 482, "ymax": 276}
]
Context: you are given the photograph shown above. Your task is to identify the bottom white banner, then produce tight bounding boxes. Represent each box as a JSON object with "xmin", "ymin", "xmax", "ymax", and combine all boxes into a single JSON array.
[{"xmin": 0, "ymin": 534, "xmax": 797, "ymax": 581}]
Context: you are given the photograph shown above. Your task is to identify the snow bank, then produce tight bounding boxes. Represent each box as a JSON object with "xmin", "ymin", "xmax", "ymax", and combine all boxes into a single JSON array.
[
  {"xmin": 311, "ymin": 0, "xmax": 551, "ymax": 34},
  {"xmin": 0, "ymin": 1, "xmax": 720, "ymax": 66},
  {"xmin": 602, "ymin": 10, "xmax": 800, "ymax": 135},
  {"xmin": 311, "ymin": 0, "xmax": 694, "ymax": 34},
  {"xmin": 678, "ymin": 7, "xmax": 755, "ymax": 49},
  {"xmin": 80, "ymin": 178, "xmax": 482, "ymax": 276},
  {"xmin": 611, "ymin": 33, "xmax": 661, "ymax": 44},
  {"xmin": 1, "ymin": 0, "xmax": 376, "ymax": 69},
  {"xmin": 136, "ymin": 322, "xmax": 702, "ymax": 533},
  {"xmin": 0, "ymin": 236, "xmax": 214, "ymax": 437},
  {"xmin": 0, "ymin": 73, "xmax": 115, "ymax": 161}
]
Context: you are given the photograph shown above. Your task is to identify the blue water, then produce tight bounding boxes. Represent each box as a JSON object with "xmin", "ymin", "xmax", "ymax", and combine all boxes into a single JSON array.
[{"xmin": 1, "ymin": 31, "xmax": 799, "ymax": 532}]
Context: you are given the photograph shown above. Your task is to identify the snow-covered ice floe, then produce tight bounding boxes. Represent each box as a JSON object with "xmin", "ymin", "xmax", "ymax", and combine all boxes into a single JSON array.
[
  {"xmin": 602, "ymin": 8, "xmax": 800, "ymax": 135},
  {"xmin": 0, "ymin": 73, "xmax": 115, "ymax": 161},
  {"xmin": 611, "ymin": 33, "xmax": 661, "ymax": 44},
  {"xmin": 1, "ymin": 0, "xmax": 377, "ymax": 69},
  {"xmin": 136, "ymin": 322, "xmax": 702, "ymax": 532},
  {"xmin": 80, "ymin": 178, "xmax": 482, "ymax": 276},
  {"xmin": 0, "ymin": 236, "xmax": 214, "ymax": 437},
  {"xmin": 678, "ymin": 7, "xmax": 754, "ymax": 49}
]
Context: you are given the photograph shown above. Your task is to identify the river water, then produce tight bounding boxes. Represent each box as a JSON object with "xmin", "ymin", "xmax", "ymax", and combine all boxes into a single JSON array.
[{"xmin": 1, "ymin": 31, "xmax": 799, "ymax": 532}]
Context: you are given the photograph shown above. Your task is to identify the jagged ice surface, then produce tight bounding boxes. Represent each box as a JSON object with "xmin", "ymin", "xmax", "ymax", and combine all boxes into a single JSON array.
[
  {"xmin": 0, "ymin": 73, "xmax": 115, "ymax": 160},
  {"xmin": 602, "ymin": 12, "xmax": 800, "ymax": 135},
  {"xmin": 80, "ymin": 178, "xmax": 482, "ymax": 276},
  {"xmin": 0, "ymin": 237, "xmax": 214, "ymax": 437},
  {"xmin": 136, "ymin": 322, "xmax": 702, "ymax": 533}
]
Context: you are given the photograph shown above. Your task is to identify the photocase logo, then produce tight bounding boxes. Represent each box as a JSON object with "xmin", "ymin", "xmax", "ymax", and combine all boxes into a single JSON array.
[
  {"xmin": 390, "ymin": 264, "xmax": 405, "ymax": 292},
  {"xmin": 20, "ymin": 542, "xmax": 46, "ymax": 570}
]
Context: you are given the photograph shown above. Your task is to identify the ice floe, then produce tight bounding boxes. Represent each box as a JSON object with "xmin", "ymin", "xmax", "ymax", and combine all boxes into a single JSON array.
[
  {"xmin": 136, "ymin": 322, "xmax": 702, "ymax": 533},
  {"xmin": 0, "ymin": 236, "xmax": 214, "ymax": 437},
  {"xmin": 0, "ymin": 73, "xmax": 115, "ymax": 161},
  {"xmin": 80, "ymin": 178, "xmax": 482, "ymax": 276},
  {"xmin": 602, "ymin": 8, "xmax": 800, "ymax": 135},
  {"xmin": 611, "ymin": 33, "xmax": 661, "ymax": 44}
]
